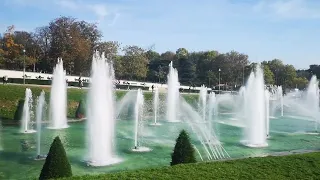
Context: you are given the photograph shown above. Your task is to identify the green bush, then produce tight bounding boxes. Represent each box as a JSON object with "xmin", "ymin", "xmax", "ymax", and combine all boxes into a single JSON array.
[
  {"xmin": 171, "ymin": 130, "xmax": 196, "ymax": 166},
  {"xmin": 13, "ymin": 99, "xmax": 24, "ymax": 121},
  {"xmin": 75, "ymin": 100, "xmax": 86, "ymax": 119},
  {"xmin": 39, "ymin": 136, "xmax": 72, "ymax": 180}
]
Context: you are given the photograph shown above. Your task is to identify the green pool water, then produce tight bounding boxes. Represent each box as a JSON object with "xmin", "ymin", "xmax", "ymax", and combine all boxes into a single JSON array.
[{"xmin": 0, "ymin": 113, "xmax": 320, "ymax": 179}]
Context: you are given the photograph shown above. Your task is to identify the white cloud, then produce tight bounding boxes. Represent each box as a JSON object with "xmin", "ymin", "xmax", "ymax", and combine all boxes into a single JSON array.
[
  {"xmin": 253, "ymin": 0, "xmax": 320, "ymax": 19},
  {"xmin": 55, "ymin": 0, "xmax": 111, "ymax": 21},
  {"xmin": 56, "ymin": 0, "xmax": 79, "ymax": 10}
]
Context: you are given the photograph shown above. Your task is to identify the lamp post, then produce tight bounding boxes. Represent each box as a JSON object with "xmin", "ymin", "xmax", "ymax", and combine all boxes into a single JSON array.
[
  {"xmin": 23, "ymin": 49, "xmax": 26, "ymax": 85},
  {"xmin": 218, "ymin": 68, "xmax": 221, "ymax": 94}
]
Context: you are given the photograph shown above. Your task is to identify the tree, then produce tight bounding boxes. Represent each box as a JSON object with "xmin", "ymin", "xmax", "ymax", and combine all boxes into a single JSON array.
[
  {"xmin": 265, "ymin": 59, "xmax": 285, "ymax": 85},
  {"xmin": 171, "ymin": 130, "xmax": 196, "ymax": 166},
  {"xmin": 1, "ymin": 26, "xmax": 24, "ymax": 69},
  {"xmin": 121, "ymin": 45, "xmax": 148, "ymax": 80},
  {"xmin": 292, "ymin": 77, "xmax": 309, "ymax": 89},
  {"xmin": 263, "ymin": 65, "xmax": 274, "ymax": 85},
  {"xmin": 95, "ymin": 41, "xmax": 120, "ymax": 60},
  {"xmin": 176, "ymin": 48, "xmax": 188, "ymax": 59},
  {"xmin": 39, "ymin": 136, "xmax": 72, "ymax": 180},
  {"xmin": 283, "ymin": 65, "xmax": 296, "ymax": 88},
  {"xmin": 178, "ymin": 56, "xmax": 195, "ymax": 85},
  {"xmin": 48, "ymin": 16, "xmax": 101, "ymax": 75}
]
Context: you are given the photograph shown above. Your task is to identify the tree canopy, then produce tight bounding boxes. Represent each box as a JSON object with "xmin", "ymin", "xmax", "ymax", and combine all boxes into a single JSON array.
[{"xmin": 0, "ymin": 16, "xmax": 316, "ymax": 89}]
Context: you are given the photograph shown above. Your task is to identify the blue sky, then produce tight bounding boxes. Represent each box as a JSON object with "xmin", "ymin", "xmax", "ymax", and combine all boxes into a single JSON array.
[{"xmin": 1, "ymin": 0, "xmax": 320, "ymax": 69}]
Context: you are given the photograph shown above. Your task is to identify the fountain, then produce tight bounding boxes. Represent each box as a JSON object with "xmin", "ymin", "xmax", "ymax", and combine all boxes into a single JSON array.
[
  {"xmin": 199, "ymin": 85, "xmax": 208, "ymax": 121},
  {"xmin": 305, "ymin": 76, "xmax": 320, "ymax": 132},
  {"xmin": 132, "ymin": 89, "xmax": 151, "ymax": 152},
  {"xmin": 208, "ymin": 92, "xmax": 219, "ymax": 141},
  {"xmin": 86, "ymin": 51, "xmax": 121, "ymax": 166},
  {"xmin": 281, "ymin": 75, "xmax": 319, "ymax": 132},
  {"xmin": 150, "ymin": 87, "xmax": 161, "ymax": 126},
  {"xmin": 241, "ymin": 64, "xmax": 268, "ymax": 147},
  {"xmin": 166, "ymin": 61, "xmax": 180, "ymax": 122},
  {"xmin": 48, "ymin": 58, "xmax": 68, "ymax": 129},
  {"xmin": 35, "ymin": 91, "xmax": 47, "ymax": 160},
  {"xmin": 180, "ymin": 98, "xmax": 229, "ymax": 160},
  {"xmin": 277, "ymin": 86, "xmax": 284, "ymax": 116},
  {"xmin": 21, "ymin": 88, "xmax": 36, "ymax": 133},
  {"xmin": 265, "ymin": 90, "xmax": 270, "ymax": 137}
]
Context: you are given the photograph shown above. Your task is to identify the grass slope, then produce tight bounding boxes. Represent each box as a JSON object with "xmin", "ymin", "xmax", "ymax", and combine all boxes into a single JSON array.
[
  {"xmin": 62, "ymin": 152, "xmax": 320, "ymax": 180},
  {"xmin": 0, "ymin": 84, "xmax": 198, "ymax": 120}
]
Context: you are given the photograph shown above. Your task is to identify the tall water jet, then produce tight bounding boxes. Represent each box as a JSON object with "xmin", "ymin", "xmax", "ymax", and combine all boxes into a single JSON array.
[
  {"xmin": 166, "ymin": 61, "xmax": 180, "ymax": 122},
  {"xmin": 265, "ymin": 90, "xmax": 270, "ymax": 137},
  {"xmin": 242, "ymin": 64, "xmax": 268, "ymax": 147},
  {"xmin": 86, "ymin": 51, "xmax": 121, "ymax": 166},
  {"xmin": 21, "ymin": 88, "xmax": 35, "ymax": 133},
  {"xmin": 150, "ymin": 87, "xmax": 161, "ymax": 126},
  {"xmin": 208, "ymin": 92, "xmax": 219, "ymax": 142},
  {"xmin": 35, "ymin": 91, "xmax": 46, "ymax": 160},
  {"xmin": 132, "ymin": 89, "xmax": 151, "ymax": 152},
  {"xmin": 48, "ymin": 58, "xmax": 68, "ymax": 129},
  {"xmin": 277, "ymin": 86, "xmax": 284, "ymax": 116},
  {"xmin": 199, "ymin": 85, "xmax": 208, "ymax": 121},
  {"xmin": 305, "ymin": 76, "xmax": 320, "ymax": 132}
]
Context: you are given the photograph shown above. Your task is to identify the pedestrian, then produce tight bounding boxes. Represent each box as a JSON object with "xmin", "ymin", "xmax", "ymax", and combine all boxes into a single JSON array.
[
  {"xmin": 151, "ymin": 85, "xmax": 154, "ymax": 92},
  {"xmin": 3, "ymin": 75, "xmax": 8, "ymax": 84},
  {"xmin": 78, "ymin": 76, "xmax": 82, "ymax": 89}
]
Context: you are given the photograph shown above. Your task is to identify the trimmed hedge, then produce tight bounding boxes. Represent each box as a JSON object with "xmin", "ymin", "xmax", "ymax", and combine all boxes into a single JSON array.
[
  {"xmin": 171, "ymin": 130, "xmax": 196, "ymax": 166},
  {"xmin": 39, "ymin": 136, "xmax": 72, "ymax": 179},
  {"xmin": 60, "ymin": 152, "xmax": 320, "ymax": 180}
]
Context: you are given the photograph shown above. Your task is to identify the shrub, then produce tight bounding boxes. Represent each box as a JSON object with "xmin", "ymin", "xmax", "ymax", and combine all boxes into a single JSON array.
[
  {"xmin": 171, "ymin": 130, "xmax": 196, "ymax": 166},
  {"xmin": 75, "ymin": 100, "xmax": 86, "ymax": 119},
  {"xmin": 14, "ymin": 99, "xmax": 24, "ymax": 121},
  {"xmin": 39, "ymin": 136, "xmax": 72, "ymax": 180}
]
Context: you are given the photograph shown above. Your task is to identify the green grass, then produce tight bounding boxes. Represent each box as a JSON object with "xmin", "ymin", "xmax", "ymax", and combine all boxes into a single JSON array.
[
  {"xmin": 0, "ymin": 84, "xmax": 198, "ymax": 121},
  {"xmin": 61, "ymin": 152, "xmax": 320, "ymax": 180}
]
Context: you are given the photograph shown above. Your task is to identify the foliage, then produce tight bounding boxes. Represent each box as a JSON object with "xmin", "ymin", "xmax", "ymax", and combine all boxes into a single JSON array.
[
  {"xmin": 120, "ymin": 45, "xmax": 149, "ymax": 80},
  {"xmin": 60, "ymin": 152, "xmax": 320, "ymax": 180},
  {"xmin": 13, "ymin": 99, "xmax": 24, "ymax": 121},
  {"xmin": 292, "ymin": 77, "xmax": 309, "ymax": 89},
  {"xmin": 0, "ymin": 16, "xmax": 318, "ymax": 89},
  {"xmin": 39, "ymin": 136, "xmax": 72, "ymax": 179},
  {"xmin": 75, "ymin": 100, "xmax": 86, "ymax": 119},
  {"xmin": 171, "ymin": 130, "xmax": 196, "ymax": 166},
  {"xmin": 263, "ymin": 64, "xmax": 275, "ymax": 85}
]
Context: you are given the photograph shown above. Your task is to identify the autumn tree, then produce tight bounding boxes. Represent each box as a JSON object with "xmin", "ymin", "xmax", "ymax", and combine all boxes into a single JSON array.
[
  {"xmin": 121, "ymin": 45, "xmax": 148, "ymax": 80},
  {"xmin": 1, "ymin": 25, "xmax": 24, "ymax": 69}
]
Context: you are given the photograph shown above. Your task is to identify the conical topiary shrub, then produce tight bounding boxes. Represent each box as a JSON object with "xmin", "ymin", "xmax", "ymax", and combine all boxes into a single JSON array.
[
  {"xmin": 14, "ymin": 99, "xmax": 24, "ymax": 121},
  {"xmin": 75, "ymin": 100, "xmax": 86, "ymax": 119},
  {"xmin": 39, "ymin": 136, "xmax": 72, "ymax": 180},
  {"xmin": 171, "ymin": 130, "xmax": 196, "ymax": 166}
]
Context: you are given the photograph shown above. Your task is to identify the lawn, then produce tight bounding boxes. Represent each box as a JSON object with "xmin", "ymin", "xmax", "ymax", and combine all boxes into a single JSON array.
[
  {"xmin": 0, "ymin": 84, "xmax": 198, "ymax": 121},
  {"xmin": 61, "ymin": 152, "xmax": 320, "ymax": 180}
]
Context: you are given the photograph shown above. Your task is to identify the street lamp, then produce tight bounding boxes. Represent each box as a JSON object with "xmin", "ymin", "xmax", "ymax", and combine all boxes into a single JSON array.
[
  {"xmin": 23, "ymin": 49, "xmax": 26, "ymax": 85},
  {"xmin": 218, "ymin": 68, "xmax": 221, "ymax": 94}
]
